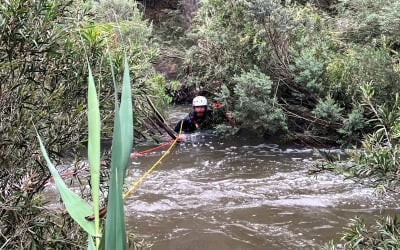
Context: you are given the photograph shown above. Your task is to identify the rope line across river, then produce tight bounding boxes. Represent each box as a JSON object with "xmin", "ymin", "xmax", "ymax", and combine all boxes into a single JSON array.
[
  {"xmin": 85, "ymin": 121, "xmax": 183, "ymax": 221},
  {"xmin": 45, "ymin": 139, "xmax": 176, "ymax": 183},
  {"xmin": 123, "ymin": 121, "xmax": 183, "ymax": 199}
]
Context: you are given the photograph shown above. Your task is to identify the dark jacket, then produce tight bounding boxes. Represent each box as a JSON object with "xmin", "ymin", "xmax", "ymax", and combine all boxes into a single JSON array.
[{"xmin": 174, "ymin": 110, "xmax": 213, "ymax": 133}]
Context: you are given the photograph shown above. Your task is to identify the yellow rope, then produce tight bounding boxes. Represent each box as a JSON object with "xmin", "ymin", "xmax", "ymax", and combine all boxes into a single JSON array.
[{"xmin": 123, "ymin": 121, "xmax": 183, "ymax": 200}]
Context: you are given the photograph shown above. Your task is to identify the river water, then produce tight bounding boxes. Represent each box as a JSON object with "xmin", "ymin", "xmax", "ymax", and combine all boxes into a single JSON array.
[
  {"xmin": 123, "ymin": 107, "xmax": 399, "ymax": 249},
  {"xmin": 44, "ymin": 106, "xmax": 399, "ymax": 249}
]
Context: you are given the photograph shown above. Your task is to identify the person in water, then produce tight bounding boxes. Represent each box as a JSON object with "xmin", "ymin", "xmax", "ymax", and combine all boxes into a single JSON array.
[{"xmin": 174, "ymin": 96, "xmax": 233, "ymax": 139}]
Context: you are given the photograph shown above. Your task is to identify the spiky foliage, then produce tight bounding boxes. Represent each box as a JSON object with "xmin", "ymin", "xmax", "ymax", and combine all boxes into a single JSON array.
[{"xmin": 320, "ymin": 215, "xmax": 400, "ymax": 250}]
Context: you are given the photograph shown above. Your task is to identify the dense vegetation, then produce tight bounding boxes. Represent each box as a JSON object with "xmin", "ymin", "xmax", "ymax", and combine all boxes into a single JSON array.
[
  {"xmin": 184, "ymin": 0, "xmax": 400, "ymax": 145},
  {"xmin": 1, "ymin": 0, "xmax": 400, "ymax": 248},
  {"xmin": 179, "ymin": 0, "xmax": 400, "ymax": 248},
  {"xmin": 0, "ymin": 0, "xmax": 168, "ymax": 248},
  {"xmin": 321, "ymin": 215, "xmax": 400, "ymax": 250},
  {"xmin": 181, "ymin": 0, "xmax": 400, "ymax": 190}
]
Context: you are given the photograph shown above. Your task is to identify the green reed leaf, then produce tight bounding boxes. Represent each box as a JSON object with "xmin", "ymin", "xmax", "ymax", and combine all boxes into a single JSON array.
[
  {"xmin": 88, "ymin": 236, "xmax": 96, "ymax": 250},
  {"xmin": 87, "ymin": 66, "xmax": 101, "ymax": 245},
  {"xmin": 36, "ymin": 133, "xmax": 95, "ymax": 236},
  {"xmin": 103, "ymin": 55, "xmax": 133, "ymax": 250},
  {"xmin": 120, "ymin": 55, "xmax": 134, "ymax": 175}
]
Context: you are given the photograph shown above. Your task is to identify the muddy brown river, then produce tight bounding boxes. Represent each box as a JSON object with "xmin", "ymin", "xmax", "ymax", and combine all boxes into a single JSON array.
[
  {"xmin": 45, "ymin": 106, "xmax": 399, "ymax": 249},
  {"xmin": 122, "ymin": 107, "xmax": 399, "ymax": 249}
]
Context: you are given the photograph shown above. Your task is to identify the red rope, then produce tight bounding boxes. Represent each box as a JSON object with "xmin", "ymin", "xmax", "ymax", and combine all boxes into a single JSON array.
[
  {"xmin": 44, "ymin": 140, "xmax": 175, "ymax": 183},
  {"xmin": 130, "ymin": 139, "xmax": 174, "ymax": 158},
  {"xmin": 46, "ymin": 168, "xmax": 86, "ymax": 183}
]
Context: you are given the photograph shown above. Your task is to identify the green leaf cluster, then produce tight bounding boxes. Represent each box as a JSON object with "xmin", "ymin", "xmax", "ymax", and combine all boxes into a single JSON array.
[
  {"xmin": 37, "ymin": 57, "xmax": 133, "ymax": 249},
  {"xmin": 321, "ymin": 215, "xmax": 400, "ymax": 250},
  {"xmin": 184, "ymin": 0, "xmax": 400, "ymax": 143},
  {"xmin": 312, "ymin": 95, "xmax": 343, "ymax": 122},
  {"xmin": 231, "ymin": 68, "xmax": 287, "ymax": 134},
  {"xmin": 318, "ymin": 85, "xmax": 400, "ymax": 190}
]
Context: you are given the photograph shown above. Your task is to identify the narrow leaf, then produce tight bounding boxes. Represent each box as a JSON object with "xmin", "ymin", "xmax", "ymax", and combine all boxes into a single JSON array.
[
  {"xmin": 87, "ymin": 66, "xmax": 101, "ymax": 244},
  {"xmin": 109, "ymin": 55, "xmax": 118, "ymax": 103},
  {"xmin": 103, "ymin": 56, "xmax": 134, "ymax": 249},
  {"xmin": 103, "ymin": 101, "xmax": 126, "ymax": 249},
  {"xmin": 36, "ymin": 133, "xmax": 95, "ymax": 236},
  {"xmin": 88, "ymin": 236, "xmax": 96, "ymax": 250},
  {"xmin": 120, "ymin": 55, "xmax": 134, "ymax": 175}
]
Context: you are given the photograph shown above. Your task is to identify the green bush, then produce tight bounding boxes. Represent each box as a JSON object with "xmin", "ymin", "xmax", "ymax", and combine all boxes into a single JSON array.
[
  {"xmin": 185, "ymin": 0, "xmax": 259, "ymax": 91},
  {"xmin": 321, "ymin": 215, "xmax": 400, "ymax": 250},
  {"xmin": 214, "ymin": 68, "xmax": 287, "ymax": 135},
  {"xmin": 325, "ymin": 45, "xmax": 400, "ymax": 107},
  {"xmin": 288, "ymin": 5, "xmax": 335, "ymax": 93},
  {"xmin": 312, "ymin": 95, "xmax": 343, "ymax": 122},
  {"xmin": 184, "ymin": 0, "xmax": 400, "ymax": 144},
  {"xmin": 317, "ymin": 85, "xmax": 400, "ymax": 190},
  {"xmin": 337, "ymin": 0, "xmax": 400, "ymax": 46},
  {"xmin": 337, "ymin": 107, "xmax": 367, "ymax": 145},
  {"xmin": 0, "ymin": 2, "xmax": 89, "ymax": 246}
]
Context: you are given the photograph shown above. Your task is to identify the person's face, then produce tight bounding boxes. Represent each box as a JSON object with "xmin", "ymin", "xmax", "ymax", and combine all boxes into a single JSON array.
[{"xmin": 194, "ymin": 106, "xmax": 206, "ymax": 117}]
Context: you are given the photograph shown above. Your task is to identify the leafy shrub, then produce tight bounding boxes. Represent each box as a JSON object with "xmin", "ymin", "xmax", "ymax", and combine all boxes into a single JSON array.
[
  {"xmin": 288, "ymin": 5, "xmax": 335, "ymax": 93},
  {"xmin": 0, "ymin": 195, "xmax": 88, "ymax": 249},
  {"xmin": 215, "ymin": 68, "xmax": 287, "ymax": 135},
  {"xmin": 0, "ymin": 7, "xmax": 93, "ymax": 247},
  {"xmin": 325, "ymin": 45, "xmax": 400, "ymax": 107},
  {"xmin": 321, "ymin": 215, "xmax": 400, "ymax": 250},
  {"xmin": 317, "ymin": 85, "xmax": 400, "ymax": 191},
  {"xmin": 289, "ymin": 42, "xmax": 328, "ymax": 91},
  {"xmin": 312, "ymin": 95, "xmax": 343, "ymax": 122},
  {"xmin": 337, "ymin": 107, "xmax": 367, "ymax": 144},
  {"xmin": 185, "ymin": 0, "xmax": 259, "ymax": 91},
  {"xmin": 337, "ymin": 0, "xmax": 400, "ymax": 46}
]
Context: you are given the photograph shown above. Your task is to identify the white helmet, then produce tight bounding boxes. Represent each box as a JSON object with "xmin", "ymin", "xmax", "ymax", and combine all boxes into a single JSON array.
[{"xmin": 192, "ymin": 96, "xmax": 208, "ymax": 107}]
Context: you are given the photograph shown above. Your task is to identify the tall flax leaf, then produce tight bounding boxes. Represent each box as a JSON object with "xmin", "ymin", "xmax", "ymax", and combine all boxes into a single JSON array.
[
  {"xmin": 104, "ymin": 109, "xmax": 126, "ymax": 249},
  {"xmin": 120, "ymin": 56, "xmax": 134, "ymax": 176},
  {"xmin": 88, "ymin": 236, "xmax": 96, "ymax": 250},
  {"xmin": 87, "ymin": 67, "xmax": 101, "ymax": 244},
  {"xmin": 103, "ymin": 56, "xmax": 133, "ymax": 249},
  {"xmin": 36, "ymin": 133, "xmax": 95, "ymax": 236}
]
